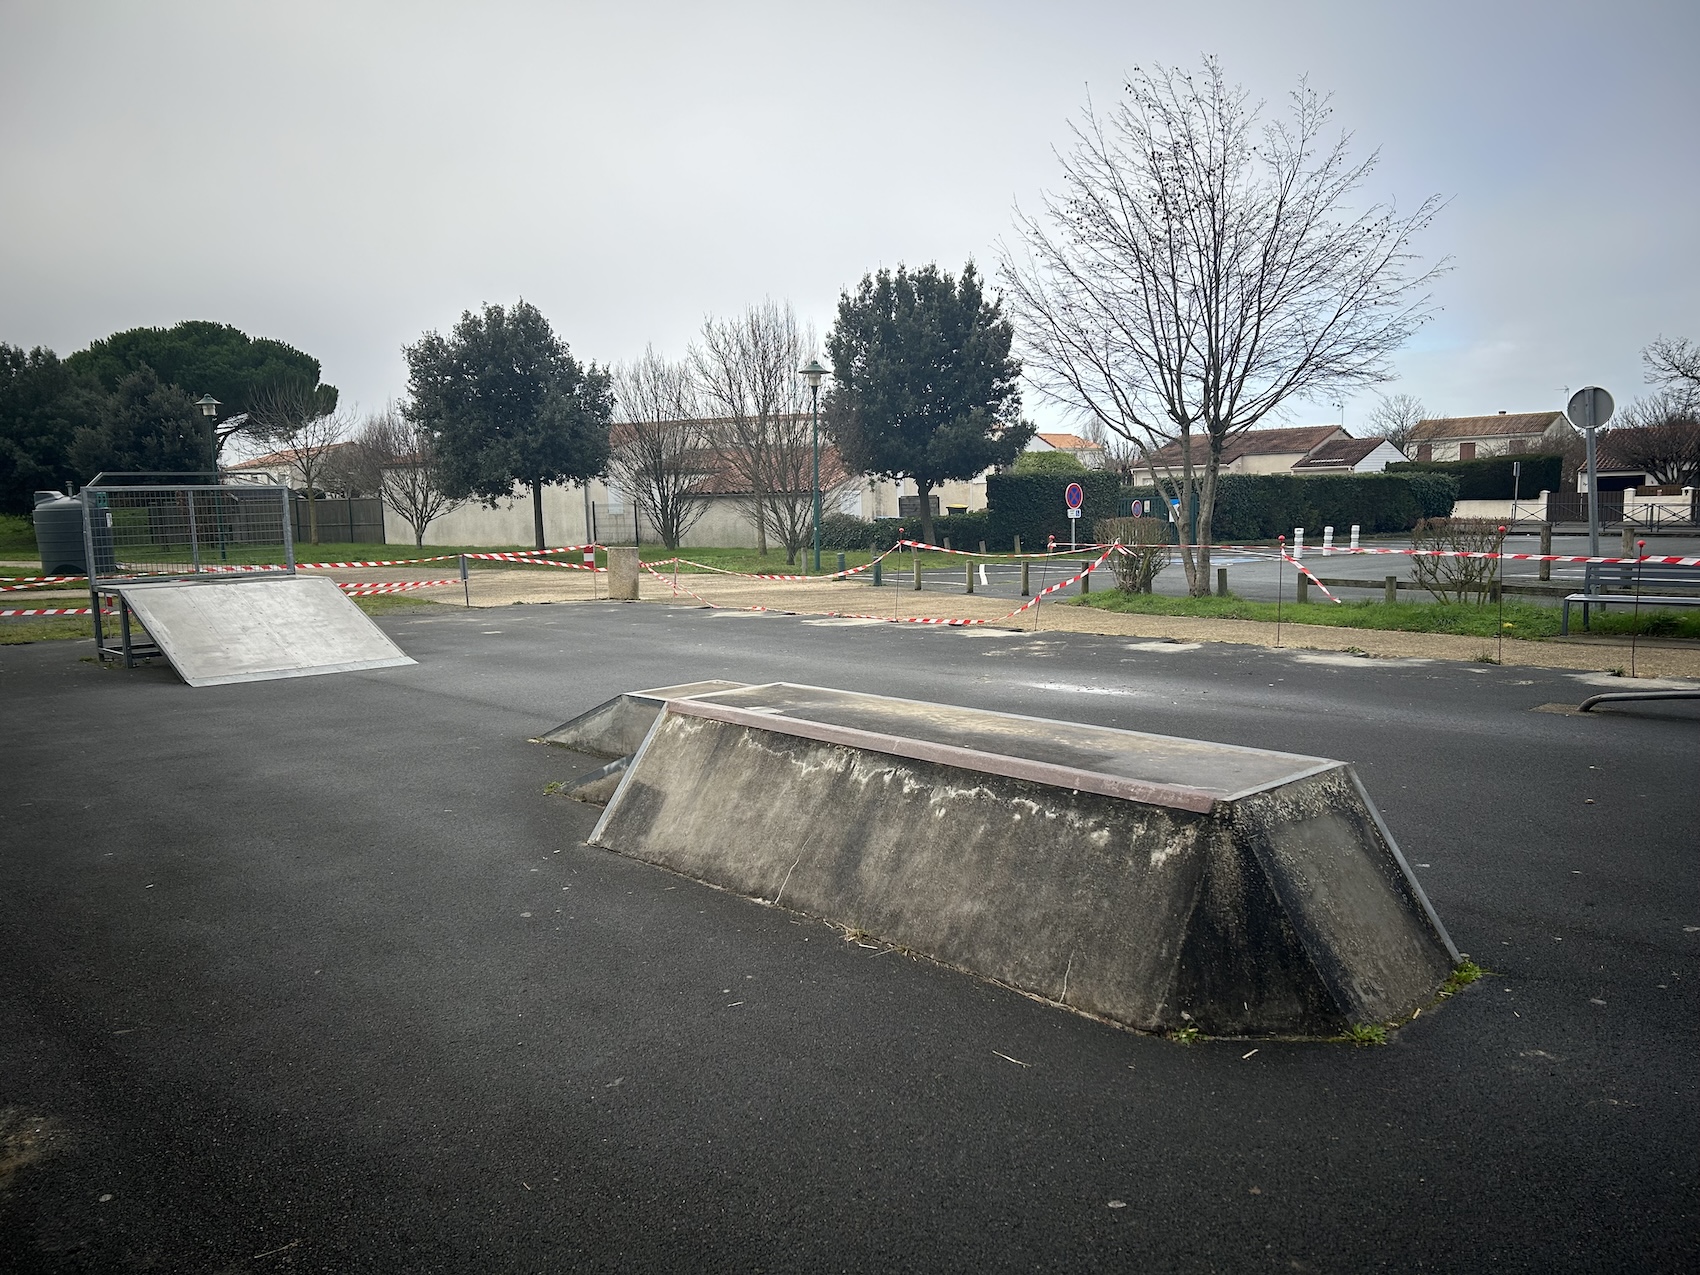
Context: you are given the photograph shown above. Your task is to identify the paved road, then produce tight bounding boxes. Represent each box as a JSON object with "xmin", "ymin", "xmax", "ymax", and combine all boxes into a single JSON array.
[
  {"xmin": 1, "ymin": 606, "xmax": 1695, "ymax": 1272},
  {"xmin": 887, "ymin": 532, "xmax": 1700, "ymax": 606}
]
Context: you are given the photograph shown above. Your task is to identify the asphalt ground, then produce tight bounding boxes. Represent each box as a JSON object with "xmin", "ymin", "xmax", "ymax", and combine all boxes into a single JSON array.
[
  {"xmin": 872, "ymin": 532, "xmax": 1700, "ymax": 606},
  {"xmin": 1, "ymin": 604, "xmax": 1695, "ymax": 1272}
]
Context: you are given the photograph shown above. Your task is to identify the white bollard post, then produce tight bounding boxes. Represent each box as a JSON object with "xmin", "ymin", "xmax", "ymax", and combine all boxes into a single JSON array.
[
  {"xmin": 1323, "ymin": 526, "xmax": 1334, "ymax": 555},
  {"xmin": 1350, "ymin": 524, "xmax": 1360, "ymax": 551},
  {"xmin": 1293, "ymin": 528, "xmax": 1305, "ymax": 560}
]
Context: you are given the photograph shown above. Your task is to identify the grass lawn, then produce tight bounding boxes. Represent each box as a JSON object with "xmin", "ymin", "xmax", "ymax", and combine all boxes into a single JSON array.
[{"xmin": 1076, "ymin": 590, "xmax": 1700, "ymax": 641}]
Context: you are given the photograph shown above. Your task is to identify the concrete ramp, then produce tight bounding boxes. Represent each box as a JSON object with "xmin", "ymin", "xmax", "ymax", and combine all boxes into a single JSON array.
[
  {"xmin": 539, "ymin": 680, "xmax": 747, "ymax": 758},
  {"xmin": 114, "ymin": 577, "xmax": 414, "ymax": 688},
  {"xmin": 589, "ymin": 683, "xmax": 1458, "ymax": 1038}
]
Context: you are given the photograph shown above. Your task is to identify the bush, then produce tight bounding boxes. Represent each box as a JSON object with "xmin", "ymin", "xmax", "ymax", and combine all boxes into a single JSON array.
[
  {"xmin": 987, "ymin": 469, "xmax": 1121, "ymax": 552},
  {"xmin": 1411, "ymin": 517, "xmax": 1503, "ymax": 603},
  {"xmin": 1119, "ymin": 472, "xmax": 1450, "ymax": 541},
  {"xmin": 1094, "ymin": 516, "xmax": 1171, "ymax": 591},
  {"xmin": 1012, "ymin": 450, "xmax": 1087, "ymax": 474},
  {"xmin": 1387, "ymin": 452, "xmax": 1561, "ymax": 501},
  {"xmin": 816, "ymin": 510, "xmax": 994, "ymax": 553}
]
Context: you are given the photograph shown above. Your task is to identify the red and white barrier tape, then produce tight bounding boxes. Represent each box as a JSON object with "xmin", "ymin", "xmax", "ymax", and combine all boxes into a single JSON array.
[
  {"xmin": 0, "ymin": 576, "xmax": 89, "ymax": 591},
  {"xmin": 1, "ymin": 606, "xmax": 112, "ymax": 618},
  {"xmin": 337, "ymin": 579, "xmax": 459, "ymax": 595}
]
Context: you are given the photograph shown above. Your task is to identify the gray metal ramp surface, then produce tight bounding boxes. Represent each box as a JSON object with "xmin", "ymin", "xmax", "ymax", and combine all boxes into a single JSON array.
[{"xmin": 114, "ymin": 576, "xmax": 415, "ymax": 687}]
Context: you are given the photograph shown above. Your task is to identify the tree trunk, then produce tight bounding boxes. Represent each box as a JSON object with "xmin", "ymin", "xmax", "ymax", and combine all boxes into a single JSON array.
[
  {"xmin": 531, "ymin": 480, "xmax": 545, "ymax": 550},
  {"xmin": 307, "ymin": 494, "xmax": 320, "ymax": 545},
  {"xmin": 917, "ymin": 480, "xmax": 937, "ymax": 547},
  {"xmin": 754, "ymin": 494, "xmax": 769, "ymax": 556}
]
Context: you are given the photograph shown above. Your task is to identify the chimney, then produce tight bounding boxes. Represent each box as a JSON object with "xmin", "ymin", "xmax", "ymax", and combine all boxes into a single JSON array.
[{"xmin": 1498, "ymin": 410, "xmax": 1506, "ymax": 414}]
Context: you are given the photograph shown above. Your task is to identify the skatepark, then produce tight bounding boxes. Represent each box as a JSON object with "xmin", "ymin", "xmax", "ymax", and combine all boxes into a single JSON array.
[{"xmin": 2, "ymin": 584, "xmax": 1694, "ymax": 1270}]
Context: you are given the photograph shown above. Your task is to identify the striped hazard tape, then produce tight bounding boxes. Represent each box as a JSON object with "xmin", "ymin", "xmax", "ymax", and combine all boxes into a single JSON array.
[
  {"xmin": 0, "ymin": 606, "xmax": 111, "ymax": 618},
  {"xmin": 337, "ymin": 579, "xmax": 459, "ymax": 595}
]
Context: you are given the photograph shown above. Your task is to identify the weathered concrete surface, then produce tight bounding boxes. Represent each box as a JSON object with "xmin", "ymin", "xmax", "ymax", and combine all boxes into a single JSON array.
[
  {"xmin": 605, "ymin": 546, "xmax": 640, "ymax": 600},
  {"xmin": 538, "ymin": 680, "xmax": 747, "ymax": 758},
  {"xmin": 113, "ymin": 576, "xmax": 414, "ymax": 687},
  {"xmin": 588, "ymin": 683, "xmax": 1457, "ymax": 1037}
]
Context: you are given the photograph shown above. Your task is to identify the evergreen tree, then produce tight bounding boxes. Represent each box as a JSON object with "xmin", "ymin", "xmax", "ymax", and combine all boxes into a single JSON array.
[
  {"xmin": 404, "ymin": 301, "xmax": 612, "ymax": 550},
  {"xmin": 825, "ymin": 263, "xmax": 1030, "ymax": 546}
]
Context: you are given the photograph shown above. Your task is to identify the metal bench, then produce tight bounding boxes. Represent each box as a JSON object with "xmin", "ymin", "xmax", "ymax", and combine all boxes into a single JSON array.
[{"xmin": 1560, "ymin": 562, "xmax": 1700, "ymax": 635}]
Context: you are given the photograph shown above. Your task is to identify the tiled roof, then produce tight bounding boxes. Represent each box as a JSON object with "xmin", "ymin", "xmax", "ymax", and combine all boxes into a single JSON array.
[
  {"xmin": 1034, "ymin": 432, "xmax": 1103, "ymax": 451},
  {"xmin": 1144, "ymin": 425, "xmax": 1344, "ymax": 468},
  {"xmin": 229, "ymin": 441, "xmax": 357, "ymax": 468},
  {"xmin": 1410, "ymin": 412, "xmax": 1567, "ymax": 442},
  {"xmin": 1292, "ymin": 437, "xmax": 1394, "ymax": 469}
]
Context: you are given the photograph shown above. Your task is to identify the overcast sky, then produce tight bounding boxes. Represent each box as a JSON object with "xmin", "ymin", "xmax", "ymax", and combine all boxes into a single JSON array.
[{"xmin": 3, "ymin": 0, "xmax": 1695, "ymax": 436}]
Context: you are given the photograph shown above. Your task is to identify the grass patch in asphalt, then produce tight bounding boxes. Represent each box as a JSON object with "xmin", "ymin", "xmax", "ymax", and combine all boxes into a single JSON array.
[{"xmin": 1075, "ymin": 591, "xmax": 1700, "ymax": 641}]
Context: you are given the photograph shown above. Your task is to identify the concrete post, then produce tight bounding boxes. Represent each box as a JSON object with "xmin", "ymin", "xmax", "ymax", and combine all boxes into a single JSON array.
[
  {"xmin": 836, "ymin": 552, "xmax": 846, "ymax": 575},
  {"xmin": 1295, "ymin": 572, "xmax": 1309, "ymax": 604},
  {"xmin": 1080, "ymin": 563, "xmax": 1091, "ymax": 595},
  {"xmin": 1020, "ymin": 561, "xmax": 1030, "ymax": 596},
  {"xmin": 1539, "ymin": 523, "xmax": 1552, "ymax": 582},
  {"xmin": 1216, "ymin": 566, "xmax": 1227, "ymax": 597},
  {"xmin": 1350, "ymin": 524, "xmax": 1360, "ymax": 551},
  {"xmin": 965, "ymin": 561, "xmax": 974, "ymax": 594},
  {"xmin": 872, "ymin": 559, "xmax": 882, "ymax": 587},
  {"xmin": 913, "ymin": 545, "xmax": 922, "ymax": 590},
  {"xmin": 1323, "ymin": 526, "xmax": 1334, "ymax": 554},
  {"xmin": 606, "ymin": 546, "xmax": 640, "ymax": 600},
  {"xmin": 979, "ymin": 540, "xmax": 987, "ymax": 555},
  {"xmin": 1621, "ymin": 525, "xmax": 1634, "ymax": 557},
  {"xmin": 1385, "ymin": 575, "xmax": 1397, "ymax": 604}
]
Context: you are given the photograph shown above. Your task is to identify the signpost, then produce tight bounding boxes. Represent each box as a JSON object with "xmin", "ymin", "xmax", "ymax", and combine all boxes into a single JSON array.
[
  {"xmin": 1065, "ymin": 482, "xmax": 1083, "ymax": 549},
  {"xmin": 1567, "ymin": 386, "xmax": 1615, "ymax": 558}
]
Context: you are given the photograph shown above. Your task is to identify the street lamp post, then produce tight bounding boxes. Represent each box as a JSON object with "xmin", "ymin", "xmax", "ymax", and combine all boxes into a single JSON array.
[
  {"xmin": 195, "ymin": 394, "xmax": 221, "ymax": 479},
  {"xmin": 799, "ymin": 358, "xmax": 829, "ymax": 572}
]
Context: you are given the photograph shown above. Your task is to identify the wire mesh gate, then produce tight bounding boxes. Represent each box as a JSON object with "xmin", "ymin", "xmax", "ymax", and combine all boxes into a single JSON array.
[{"xmin": 82, "ymin": 473, "xmax": 296, "ymax": 667}]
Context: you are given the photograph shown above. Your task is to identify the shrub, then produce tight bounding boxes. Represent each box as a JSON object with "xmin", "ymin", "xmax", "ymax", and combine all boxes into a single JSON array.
[
  {"xmin": 1387, "ymin": 452, "xmax": 1562, "ymax": 501},
  {"xmin": 1095, "ymin": 516, "xmax": 1171, "ymax": 592},
  {"xmin": 987, "ymin": 469, "xmax": 1121, "ymax": 552},
  {"xmin": 1012, "ymin": 450, "xmax": 1088, "ymax": 474},
  {"xmin": 1411, "ymin": 517, "xmax": 1503, "ymax": 603}
]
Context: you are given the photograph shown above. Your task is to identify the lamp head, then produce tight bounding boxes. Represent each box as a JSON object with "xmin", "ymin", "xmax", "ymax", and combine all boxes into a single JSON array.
[
  {"xmin": 195, "ymin": 394, "xmax": 221, "ymax": 418},
  {"xmin": 798, "ymin": 357, "xmax": 828, "ymax": 389}
]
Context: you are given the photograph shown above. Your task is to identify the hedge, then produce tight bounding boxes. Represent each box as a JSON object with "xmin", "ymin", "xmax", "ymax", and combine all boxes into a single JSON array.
[
  {"xmin": 817, "ymin": 511, "xmax": 992, "ymax": 552},
  {"xmin": 1119, "ymin": 472, "xmax": 1459, "ymax": 542},
  {"xmin": 1386, "ymin": 452, "xmax": 1562, "ymax": 501},
  {"xmin": 986, "ymin": 470, "xmax": 1122, "ymax": 551}
]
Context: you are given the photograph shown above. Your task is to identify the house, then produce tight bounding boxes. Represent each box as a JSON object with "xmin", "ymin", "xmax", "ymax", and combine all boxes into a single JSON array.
[
  {"xmin": 226, "ymin": 441, "xmax": 361, "ymax": 491},
  {"xmin": 1141, "ymin": 425, "xmax": 1349, "ymax": 476},
  {"xmin": 1408, "ymin": 411, "xmax": 1576, "ymax": 462},
  {"xmin": 1289, "ymin": 436, "xmax": 1409, "ymax": 474},
  {"xmin": 1024, "ymin": 432, "xmax": 1106, "ymax": 468}
]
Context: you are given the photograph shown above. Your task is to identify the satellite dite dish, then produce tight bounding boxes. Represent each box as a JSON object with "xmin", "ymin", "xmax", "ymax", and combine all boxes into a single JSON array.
[{"xmin": 1567, "ymin": 386, "xmax": 1614, "ymax": 431}]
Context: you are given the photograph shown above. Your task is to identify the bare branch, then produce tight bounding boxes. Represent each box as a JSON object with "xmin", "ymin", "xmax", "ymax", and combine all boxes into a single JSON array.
[{"xmin": 1000, "ymin": 57, "xmax": 1444, "ymax": 593}]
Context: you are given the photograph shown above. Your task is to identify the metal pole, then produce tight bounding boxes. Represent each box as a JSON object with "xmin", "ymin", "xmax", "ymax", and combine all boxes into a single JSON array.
[
  {"xmin": 460, "ymin": 554, "xmax": 470, "ymax": 608},
  {"xmin": 811, "ymin": 381, "xmax": 821, "ymax": 573},
  {"xmin": 1584, "ymin": 398, "xmax": 1600, "ymax": 559}
]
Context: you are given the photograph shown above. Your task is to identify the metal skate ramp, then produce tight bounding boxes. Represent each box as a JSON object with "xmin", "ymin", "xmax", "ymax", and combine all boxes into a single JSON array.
[{"xmin": 112, "ymin": 576, "xmax": 414, "ymax": 687}]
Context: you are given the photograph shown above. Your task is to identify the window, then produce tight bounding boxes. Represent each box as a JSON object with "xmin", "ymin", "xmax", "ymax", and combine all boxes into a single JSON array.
[
  {"xmin": 1417, "ymin": 443, "xmax": 1433, "ymax": 462},
  {"xmin": 1459, "ymin": 442, "xmax": 1477, "ymax": 460}
]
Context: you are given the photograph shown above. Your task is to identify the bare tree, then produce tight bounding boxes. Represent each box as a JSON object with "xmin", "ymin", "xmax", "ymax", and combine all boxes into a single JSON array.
[
  {"xmin": 1363, "ymin": 392, "xmax": 1425, "ymax": 456},
  {"xmin": 249, "ymin": 381, "xmax": 351, "ymax": 544},
  {"xmin": 1001, "ymin": 58, "xmax": 1444, "ymax": 595},
  {"xmin": 1643, "ymin": 335, "xmax": 1700, "ymax": 399},
  {"xmin": 608, "ymin": 347, "xmax": 713, "ymax": 550},
  {"xmin": 1601, "ymin": 391, "xmax": 1700, "ymax": 487},
  {"xmin": 342, "ymin": 404, "xmax": 466, "ymax": 546},
  {"xmin": 693, "ymin": 301, "xmax": 821, "ymax": 559}
]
